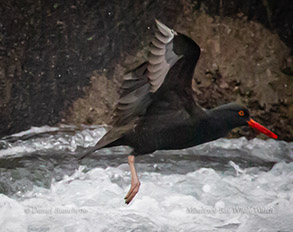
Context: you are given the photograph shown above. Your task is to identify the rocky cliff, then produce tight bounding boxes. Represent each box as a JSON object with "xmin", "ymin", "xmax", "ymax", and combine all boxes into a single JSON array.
[{"xmin": 1, "ymin": 0, "xmax": 292, "ymax": 141}]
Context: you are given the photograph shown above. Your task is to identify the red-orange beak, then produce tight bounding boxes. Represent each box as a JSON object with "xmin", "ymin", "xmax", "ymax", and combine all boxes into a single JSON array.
[{"xmin": 247, "ymin": 119, "xmax": 278, "ymax": 139}]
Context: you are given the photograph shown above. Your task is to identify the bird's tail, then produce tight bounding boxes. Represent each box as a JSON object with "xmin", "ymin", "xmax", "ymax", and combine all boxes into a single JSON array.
[
  {"xmin": 77, "ymin": 128, "xmax": 124, "ymax": 160},
  {"xmin": 78, "ymin": 142, "xmax": 115, "ymax": 160},
  {"xmin": 77, "ymin": 146, "xmax": 99, "ymax": 161}
]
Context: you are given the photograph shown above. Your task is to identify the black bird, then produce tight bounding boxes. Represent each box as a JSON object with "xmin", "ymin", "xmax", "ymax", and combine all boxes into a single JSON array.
[{"xmin": 79, "ymin": 20, "xmax": 277, "ymax": 204}]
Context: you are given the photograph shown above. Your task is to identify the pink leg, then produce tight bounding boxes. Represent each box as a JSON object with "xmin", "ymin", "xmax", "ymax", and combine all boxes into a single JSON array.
[{"xmin": 124, "ymin": 155, "xmax": 141, "ymax": 204}]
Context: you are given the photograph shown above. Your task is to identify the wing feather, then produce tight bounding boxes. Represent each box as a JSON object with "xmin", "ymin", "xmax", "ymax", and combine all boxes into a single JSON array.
[
  {"xmin": 80, "ymin": 20, "xmax": 202, "ymax": 158},
  {"xmin": 151, "ymin": 37, "xmax": 165, "ymax": 48},
  {"xmin": 147, "ymin": 20, "xmax": 181, "ymax": 92},
  {"xmin": 113, "ymin": 20, "xmax": 187, "ymax": 127}
]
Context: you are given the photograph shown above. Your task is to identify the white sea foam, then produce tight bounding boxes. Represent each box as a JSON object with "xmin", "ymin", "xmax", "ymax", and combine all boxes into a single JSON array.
[
  {"xmin": 1, "ymin": 162, "xmax": 293, "ymax": 232},
  {"xmin": 0, "ymin": 125, "xmax": 108, "ymax": 157},
  {"xmin": 0, "ymin": 125, "xmax": 292, "ymax": 231}
]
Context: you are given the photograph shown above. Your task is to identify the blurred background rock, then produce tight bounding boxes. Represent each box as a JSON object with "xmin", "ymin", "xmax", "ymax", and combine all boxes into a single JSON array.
[{"xmin": 0, "ymin": 0, "xmax": 292, "ymax": 140}]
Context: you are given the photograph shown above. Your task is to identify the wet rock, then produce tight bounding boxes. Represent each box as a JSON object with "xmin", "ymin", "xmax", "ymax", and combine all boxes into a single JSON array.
[
  {"xmin": 1, "ymin": 0, "xmax": 293, "ymax": 142},
  {"xmin": 281, "ymin": 56, "xmax": 293, "ymax": 76},
  {"xmin": 0, "ymin": 0, "xmax": 183, "ymax": 137}
]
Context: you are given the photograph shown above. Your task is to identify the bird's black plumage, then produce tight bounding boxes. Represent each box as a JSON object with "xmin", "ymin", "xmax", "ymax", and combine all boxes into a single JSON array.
[
  {"xmin": 79, "ymin": 20, "xmax": 274, "ymax": 159},
  {"xmin": 79, "ymin": 20, "xmax": 277, "ymax": 204}
]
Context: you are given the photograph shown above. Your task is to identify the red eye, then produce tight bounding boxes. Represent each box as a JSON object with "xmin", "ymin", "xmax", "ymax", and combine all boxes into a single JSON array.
[{"xmin": 238, "ymin": 110, "xmax": 244, "ymax": 116}]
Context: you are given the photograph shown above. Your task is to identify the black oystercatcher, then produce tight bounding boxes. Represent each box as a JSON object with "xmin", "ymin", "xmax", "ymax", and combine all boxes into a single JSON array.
[{"xmin": 79, "ymin": 20, "xmax": 277, "ymax": 204}]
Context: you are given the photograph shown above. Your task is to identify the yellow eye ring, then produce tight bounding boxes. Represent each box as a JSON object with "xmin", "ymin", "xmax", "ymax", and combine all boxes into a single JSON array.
[{"xmin": 238, "ymin": 110, "xmax": 245, "ymax": 116}]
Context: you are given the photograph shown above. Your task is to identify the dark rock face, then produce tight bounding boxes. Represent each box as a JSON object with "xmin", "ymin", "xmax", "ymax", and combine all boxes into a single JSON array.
[
  {"xmin": 194, "ymin": 0, "xmax": 293, "ymax": 50},
  {"xmin": 0, "ymin": 0, "xmax": 292, "ymax": 141},
  {"xmin": 0, "ymin": 0, "xmax": 182, "ymax": 137}
]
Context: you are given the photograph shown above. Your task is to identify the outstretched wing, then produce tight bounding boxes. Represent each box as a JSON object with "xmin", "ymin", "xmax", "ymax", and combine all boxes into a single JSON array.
[
  {"xmin": 79, "ymin": 20, "xmax": 201, "ymax": 158},
  {"xmin": 147, "ymin": 20, "xmax": 182, "ymax": 92},
  {"xmin": 112, "ymin": 20, "xmax": 184, "ymax": 127}
]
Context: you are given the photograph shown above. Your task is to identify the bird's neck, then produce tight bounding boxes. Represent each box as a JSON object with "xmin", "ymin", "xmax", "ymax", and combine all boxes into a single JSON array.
[{"xmin": 205, "ymin": 105, "xmax": 236, "ymax": 138}]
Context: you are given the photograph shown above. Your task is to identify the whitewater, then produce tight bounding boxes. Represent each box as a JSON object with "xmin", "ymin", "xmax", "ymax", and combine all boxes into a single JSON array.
[{"xmin": 0, "ymin": 125, "xmax": 292, "ymax": 232}]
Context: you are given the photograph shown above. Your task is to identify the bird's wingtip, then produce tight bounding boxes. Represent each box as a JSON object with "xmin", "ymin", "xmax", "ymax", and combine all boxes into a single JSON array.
[
  {"xmin": 154, "ymin": 19, "xmax": 175, "ymax": 37},
  {"xmin": 154, "ymin": 18, "xmax": 160, "ymax": 25}
]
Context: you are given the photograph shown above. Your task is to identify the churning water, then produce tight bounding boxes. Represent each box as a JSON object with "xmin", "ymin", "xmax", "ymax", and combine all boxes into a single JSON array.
[{"xmin": 0, "ymin": 125, "xmax": 293, "ymax": 232}]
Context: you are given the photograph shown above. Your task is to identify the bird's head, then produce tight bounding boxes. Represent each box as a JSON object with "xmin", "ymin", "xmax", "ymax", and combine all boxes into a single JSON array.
[{"xmin": 211, "ymin": 103, "xmax": 278, "ymax": 139}]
